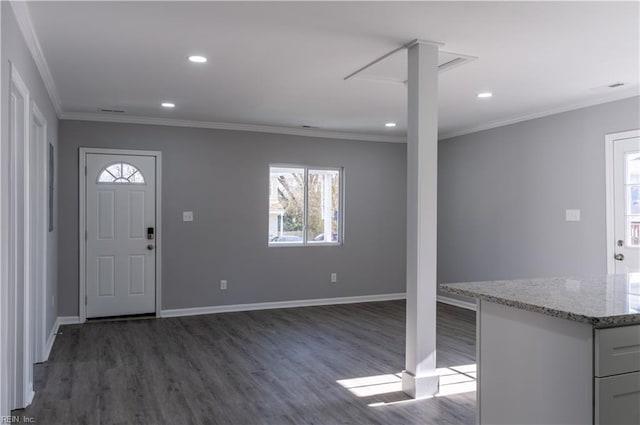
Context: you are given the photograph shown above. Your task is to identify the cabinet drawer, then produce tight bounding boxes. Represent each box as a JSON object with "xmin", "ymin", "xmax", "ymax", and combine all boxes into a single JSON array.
[
  {"xmin": 595, "ymin": 325, "xmax": 640, "ymax": 377},
  {"xmin": 595, "ymin": 371, "xmax": 640, "ymax": 425}
]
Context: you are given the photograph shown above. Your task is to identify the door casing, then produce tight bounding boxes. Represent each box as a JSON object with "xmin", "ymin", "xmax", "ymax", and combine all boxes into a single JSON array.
[
  {"xmin": 31, "ymin": 102, "xmax": 48, "ymax": 364},
  {"xmin": 79, "ymin": 148, "xmax": 162, "ymax": 322},
  {"xmin": 605, "ymin": 129, "xmax": 640, "ymax": 274}
]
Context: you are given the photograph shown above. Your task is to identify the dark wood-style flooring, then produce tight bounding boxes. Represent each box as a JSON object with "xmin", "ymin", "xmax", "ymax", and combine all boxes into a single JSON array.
[{"xmin": 16, "ymin": 301, "xmax": 476, "ymax": 425}]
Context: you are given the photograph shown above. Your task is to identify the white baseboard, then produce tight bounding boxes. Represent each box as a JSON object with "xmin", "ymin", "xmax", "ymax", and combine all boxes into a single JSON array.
[
  {"xmin": 24, "ymin": 389, "xmax": 35, "ymax": 407},
  {"xmin": 161, "ymin": 292, "xmax": 407, "ymax": 318},
  {"xmin": 44, "ymin": 317, "xmax": 59, "ymax": 361},
  {"xmin": 58, "ymin": 316, "xmax": 81, "ymax": 325},
  {"xmin": 437, "ymin": 295, "xmax": 477, "ymax": 311},
  {"xmin": 44, "ymin": 316, "xmax": 82, "ymax": 361}
]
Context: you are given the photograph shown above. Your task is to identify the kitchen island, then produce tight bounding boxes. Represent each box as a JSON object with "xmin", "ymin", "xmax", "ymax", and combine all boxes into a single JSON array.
[{"xmin": 441, "ymin": 275, "xmax": 640, "ymax": 425}]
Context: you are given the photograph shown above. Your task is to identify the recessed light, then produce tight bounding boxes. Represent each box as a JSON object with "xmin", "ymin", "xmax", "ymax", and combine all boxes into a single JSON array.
[
  {"xmin": 161, "ymin": 102, "xmax": 175, "ymax": 108},
  {"xmin": 477, "ymin": 92, "xmax": 493, "ymax": 98},
  {"xmin": 188, "ymin": 55, "xmax": 207, "ymax": 63},
  {"xmin": 385, "ymin": 122, "xmax": 397, "ymax": 128}
]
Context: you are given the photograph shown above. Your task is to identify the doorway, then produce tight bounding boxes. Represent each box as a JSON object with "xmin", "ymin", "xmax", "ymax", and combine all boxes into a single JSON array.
[
  {"xmin": 606, "ymin": 129, "xmax": 640, "ymax": 274},
  {"xmin": 79, "ymin": 149, "xmax": 162, "ymax": 320}
]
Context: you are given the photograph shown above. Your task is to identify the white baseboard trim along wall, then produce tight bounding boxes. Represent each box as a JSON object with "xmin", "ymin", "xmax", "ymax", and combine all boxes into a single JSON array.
[
  {"xmin": 160, "ymin": 293, "xmax": 408, "ymax": 318},
  {"xmin": 437, "ymin": 295, "xmax": 477, "ymax": 311},
  {"xmin": 43, "ymin": 316, "xmax": 82, "ymax": 362},
  {"xmin": 43, "ymin": 293, "xmax": 474, "ymax": 357}
]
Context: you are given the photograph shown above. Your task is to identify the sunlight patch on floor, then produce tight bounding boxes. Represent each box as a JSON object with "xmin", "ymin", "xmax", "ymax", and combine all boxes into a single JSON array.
[{"xmin": 336, "ymin": 363, "xmax": 477, "ymax": 406}]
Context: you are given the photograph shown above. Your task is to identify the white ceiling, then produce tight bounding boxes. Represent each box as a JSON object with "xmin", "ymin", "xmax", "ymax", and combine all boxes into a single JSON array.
[{"xmin": 25, "ymin": 1, "xmax": 640, "ymax": 140}]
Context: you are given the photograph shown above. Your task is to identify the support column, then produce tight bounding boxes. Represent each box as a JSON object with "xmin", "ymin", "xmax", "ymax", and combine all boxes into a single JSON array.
[{"xmin": 402, "ymin": 40, "xmax": 440, "ymax": 399}]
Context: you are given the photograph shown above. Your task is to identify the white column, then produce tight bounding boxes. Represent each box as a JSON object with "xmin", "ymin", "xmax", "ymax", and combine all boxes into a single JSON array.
[{"xmin": 402, "ymin": 40, "xmax": 440, "ymax": 399}]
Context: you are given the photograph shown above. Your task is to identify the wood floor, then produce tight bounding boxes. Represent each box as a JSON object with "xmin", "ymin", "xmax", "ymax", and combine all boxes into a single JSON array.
[{"xmin": 16, "ymin": 301, "xmax": 476, "ymax": 425}]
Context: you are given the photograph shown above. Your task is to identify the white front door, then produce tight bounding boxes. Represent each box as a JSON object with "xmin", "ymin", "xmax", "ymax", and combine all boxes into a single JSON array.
[
  {"xmin": 612, "ymin": 133, "xmax": 640, "ymax": 273},
  {"xmin": 85, "ymin": 153, "xmax": 156, "ymax": 318}
]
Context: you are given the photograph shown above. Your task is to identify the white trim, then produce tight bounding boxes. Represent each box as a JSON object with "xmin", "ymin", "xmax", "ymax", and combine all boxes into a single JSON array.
[
  {"xmin": 79, "ymin": 148, "xmax": 162, "ymax": 322},
  {"xmin": 439, "ymin": 91, "xmax": 640, "ymax": 141},
  {"xmin": 61, "ymin": 112, "xmax": 406, "ymax": 144},
  {"xmin": 57, "ymin": 316, "xmax": 82, "ymax": 326},
  {"xmin": 605, "ymin": 129, "xmax": 640, "ymax": 274},
  {"xmin": 45, "ymin": 315, "xmax": 82, "ymax": 360},
  {"xmin": 43, "ymin": 317, "xmax": 59, "ymax": 362},
  {"xmin": 160, "ymin": 293, "xmax": 407, "ymax": 318},
  {"xmin": 0, "ymin": 2, "xmax": 6, "ymax": 417},
  {"xmin": 9, "ymin": 2, "xmax": 63, "ymax": 118},
  {"xmin": 30, "ymin": 102, "xmax": 48, "ymax": 364},
  {"xmin": 437, "ymin": 295, "xmax": 477, "ymax": 311},
  {"xmin": 9, "ymin": 62, "xmax": 33, "ymax": 410}
]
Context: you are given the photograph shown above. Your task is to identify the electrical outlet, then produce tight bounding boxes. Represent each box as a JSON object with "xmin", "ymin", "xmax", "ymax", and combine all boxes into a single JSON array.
[
  {"xmin": 331, "ymin": 273, "xmax": 337, "ymax": 283},
  {"xmin": 183, "ymin": 211, "xmax": 194, "ymax": 222},
  {"xmin": 220, "ymin": 280, "xmax": 227, "ymax": 290}
]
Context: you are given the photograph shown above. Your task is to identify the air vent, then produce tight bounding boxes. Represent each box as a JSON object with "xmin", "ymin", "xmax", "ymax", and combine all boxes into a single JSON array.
[
  {"xmin": 608, "ymin": 82, "xmax": 625, "ymax": 88},
  {"xmin": 100, "ymin": 108, "xmax": 126, "ymax": 113},
  {"xmin": 301, "ymin": 125, "xmax": 317, "ymax": 129}
]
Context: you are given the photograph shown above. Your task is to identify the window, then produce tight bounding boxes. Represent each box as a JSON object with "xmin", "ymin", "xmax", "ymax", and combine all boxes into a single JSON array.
[
  {"xmin": 625, "ymin": 152, "xmax": 640, "ymax": 246},
  {"xmin": 269, "ymin": 165, "xmax": 342, "ymax": 245},
  {"xmin": 98, "ymin": 162, "xmax": 145, "ymax": 184}
]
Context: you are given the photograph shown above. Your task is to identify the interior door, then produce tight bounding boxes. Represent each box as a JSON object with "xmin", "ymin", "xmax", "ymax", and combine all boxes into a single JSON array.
[
  {"xmin": 85, "ymin": 153, "xmax": 156, "ymax": 318},
  {"xmin": 613, "ymin": 135, "xmax": 640, "ymax": 273}
]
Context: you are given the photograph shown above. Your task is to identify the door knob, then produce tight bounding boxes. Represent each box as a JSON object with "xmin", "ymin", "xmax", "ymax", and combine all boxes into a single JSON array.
[
  {"xmin": 147, "ymin": 244, "xmax": 154, "ymax": 251},
  {"xmin": 614, "ymin": 253, "xmax": 624, "ymax": 261}
]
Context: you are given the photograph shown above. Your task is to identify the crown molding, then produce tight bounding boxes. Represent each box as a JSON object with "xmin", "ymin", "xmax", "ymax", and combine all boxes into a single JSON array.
[
  {"xmin": 439, "ymin": 90, "xmax": 640, "ymax": 141},
  {"xmin": 61, "ymin": 112, "xmax": 407, "ymax": 143},
  {"xmin": 10, "ymin": 1, "xmax": 63, "ymax": 118}
]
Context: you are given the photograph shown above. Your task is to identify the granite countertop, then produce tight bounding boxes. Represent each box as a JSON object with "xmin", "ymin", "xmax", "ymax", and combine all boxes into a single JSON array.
[{"xmin": 440, "ymin": 274, "xmax": 640, "ymax": 328}]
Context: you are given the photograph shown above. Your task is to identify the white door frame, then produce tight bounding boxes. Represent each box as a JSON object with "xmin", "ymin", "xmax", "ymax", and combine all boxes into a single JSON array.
[
  {"xmin": 0, "ymin": 1, "xmax": 6, "ymax": 415},
  {"xmin": 79, "ymin": 148, "xmax": 162, "ymax": 322},
  {"xmin": 30, "ymin": 102, "xmax": 48, "ymax": 363},
  {"xmin": 605, "ymin": 129, "xmax": 640, "ymax": 274},
  {"xmin": 8, "ymin": 62, "xmax": 34, "ymax": 408}
]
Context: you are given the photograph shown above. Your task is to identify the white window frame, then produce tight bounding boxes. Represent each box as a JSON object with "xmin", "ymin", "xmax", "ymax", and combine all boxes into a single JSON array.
[{"xmin": 268, "ymin": 164, "xmax": 344, "ymax": 247}]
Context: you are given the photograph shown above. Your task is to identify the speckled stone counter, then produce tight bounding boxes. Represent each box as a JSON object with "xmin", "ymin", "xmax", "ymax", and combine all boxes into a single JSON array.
[{"xmin": 441, "ymin": 274, "xmax": 640, "ymax": 328}]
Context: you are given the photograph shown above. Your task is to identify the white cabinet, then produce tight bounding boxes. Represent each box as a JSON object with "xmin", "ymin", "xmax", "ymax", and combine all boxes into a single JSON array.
[
  {"xmin": 477, "ymin": 302, "xmax": 640, "ymax": 425},
  {"xmin": 595, "ymin": 372, "xmax": 640, "ymax": 425},
  {"xmin": 595, "ymin": 325, "xmax": 640, "ymax": 377},
  {"xmin": 594, "ymin": 325, "xmax": 640, "ymax": 425}
]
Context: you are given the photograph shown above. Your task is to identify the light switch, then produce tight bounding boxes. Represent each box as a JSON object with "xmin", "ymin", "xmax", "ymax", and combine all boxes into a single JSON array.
[
  {"xmin": 565, "ymin": 209, "xmax": 581, "ymax": 222},
  {"xmin": 183, "ymin": 211, "xmax": 194, "ymax": 222}
]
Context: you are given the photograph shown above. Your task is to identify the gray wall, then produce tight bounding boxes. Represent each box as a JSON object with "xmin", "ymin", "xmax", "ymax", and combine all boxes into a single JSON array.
[
  {"xmin": 1, "ymin": 3, "xmax": 59, "ymax": 338},
  {"xmin": 438, "ymin": 96, "xmax": 640, "ymax": 291},
  {"xmin": 58, "ymin": 121, "xmax": 407, "ymax": 315}
]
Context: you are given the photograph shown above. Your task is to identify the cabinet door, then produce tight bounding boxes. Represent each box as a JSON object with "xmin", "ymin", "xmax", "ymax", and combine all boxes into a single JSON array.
[
  {"xmin": 595, "ymin": 371, "xmax": 640, "ymax": 425},
  {"xmin": 595, "ymin": 325, "xmax": 640, "ymax": 377}
]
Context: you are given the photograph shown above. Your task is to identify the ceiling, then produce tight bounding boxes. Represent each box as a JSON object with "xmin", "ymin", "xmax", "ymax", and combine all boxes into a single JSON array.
[{"xmin": 25, "ymin": 1, "xmax": 640, "ymax": 141}]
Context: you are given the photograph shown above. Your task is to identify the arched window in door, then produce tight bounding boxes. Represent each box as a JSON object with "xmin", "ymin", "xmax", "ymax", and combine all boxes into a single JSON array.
[{"xmin": 97, "ymin": 162, "xmax": 145, "ymax": 184}]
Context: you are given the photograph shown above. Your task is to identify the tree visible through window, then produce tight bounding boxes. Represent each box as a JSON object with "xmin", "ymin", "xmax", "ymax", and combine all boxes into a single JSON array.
[
  {"xmin": 269, "ymin": 165, "xmax": 342, "ymax": 245},
  {"xmin": 98, "ymin": 162, "xmax": 145, "ymax": 184}
]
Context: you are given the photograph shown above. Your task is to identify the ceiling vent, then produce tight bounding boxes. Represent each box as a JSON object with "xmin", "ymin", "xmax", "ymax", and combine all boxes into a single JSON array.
[
  {"xmin": 608, "ymin": 82, "xmax": 625, "ymax": 88},
  {"xmin": 100, "ymin": 108, "xmax": 126, "ymax": 113},
  {"xmin": 344, "ymin": 41, "xmax": 477, "ymax": 85}
]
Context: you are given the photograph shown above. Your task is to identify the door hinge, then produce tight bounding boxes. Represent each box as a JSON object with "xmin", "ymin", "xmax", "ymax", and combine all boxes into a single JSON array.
[
  {"xmin": 85, "ymin": 230, "xmax": 87, "ymax": 240},
  {"xmin": 85, "ymin": 295, "xmax": 87, "ymax": 305},
  {"xmin": 85, "ymin": 166, "xmax": 87, "ymax": 176}
]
